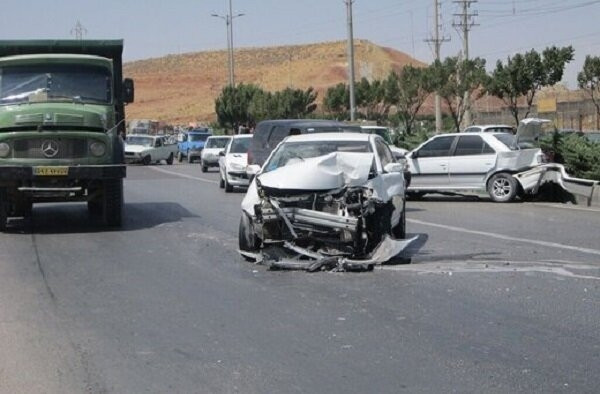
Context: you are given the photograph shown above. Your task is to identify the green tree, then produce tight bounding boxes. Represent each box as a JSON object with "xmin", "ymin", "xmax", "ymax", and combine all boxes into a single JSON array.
[
  {"xmin": 271, "ymin": 87, "xmax": 318, "ymax": 119},
  {"xmin": 487, "ymin": 46, "xmax": 575, "ymax": 126},
  {"xmin": 430, "ymin": 56, "xmax": 488, "ymax": 132},
  {"xmin": 215, "ymin": 83, "xmax": 265, "ymax": 132},
  {"xmin": 388, "ymin": 65, "xmax": 433, "ymax": 135},
  {"xmin": 577, "ymin": 55, "xmax": 600, "ymax": 129},
  {"xmin": 323, "ymin": 83, "xmax": 349, "ymax": 119}
]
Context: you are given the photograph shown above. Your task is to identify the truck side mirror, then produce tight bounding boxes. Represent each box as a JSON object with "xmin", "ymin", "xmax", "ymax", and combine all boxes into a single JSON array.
[{"xmin": 123, "ymin": 78, "xmax": 134, "ymax": 104}]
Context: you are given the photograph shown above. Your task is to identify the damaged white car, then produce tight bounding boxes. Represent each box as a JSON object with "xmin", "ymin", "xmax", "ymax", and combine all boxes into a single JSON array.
[{"xmin": 239, "ymin": 133, "xmax": 415, "ymax": 271}]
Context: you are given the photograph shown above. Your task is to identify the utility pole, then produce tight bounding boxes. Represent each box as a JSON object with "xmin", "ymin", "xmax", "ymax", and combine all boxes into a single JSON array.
[
  {"xmin": 211, "ymin": 1, "xmax": 244, "ymax": 87},
  {"xmin": 425, "ymin": 0, "xmax": 450, "ymax": 133},
  {"xmin": 70, "ymin": 20, "xmax": 87, "ymax": 40},
  {"xmin": 345, "ymin": 0, "xmax": 356, "ymax": 122},
  {"xmin": 453, "ymin": 0, "xmax": 478, "ymax": 127}
]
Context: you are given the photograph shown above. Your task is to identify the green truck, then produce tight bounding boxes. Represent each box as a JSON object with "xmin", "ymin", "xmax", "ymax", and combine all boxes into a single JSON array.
[{"xmin": 0, "ymin": 40, "xmax": 134, "ymax": 230}]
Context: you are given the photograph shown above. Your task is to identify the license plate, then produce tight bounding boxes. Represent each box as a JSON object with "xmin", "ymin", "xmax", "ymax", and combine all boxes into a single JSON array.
[{"xmin": 33, "ymin": 166, "xmax": 69, "ymax": 176}]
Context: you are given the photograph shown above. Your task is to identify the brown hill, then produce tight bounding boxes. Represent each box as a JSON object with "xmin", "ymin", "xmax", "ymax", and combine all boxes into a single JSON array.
[{"xmin": 124, "ymin": 40, "xmax": 425, "ymax": 124}]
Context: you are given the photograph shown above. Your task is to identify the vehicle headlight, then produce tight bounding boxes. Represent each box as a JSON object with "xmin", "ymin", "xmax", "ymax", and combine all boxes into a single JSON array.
[
  {"xmin": 89, "ymin": 141, "xmax": 106, "ymax": 157},
  {"xmin": 0, "ymin": 142, "xmax": 10, "ymax": 158}
]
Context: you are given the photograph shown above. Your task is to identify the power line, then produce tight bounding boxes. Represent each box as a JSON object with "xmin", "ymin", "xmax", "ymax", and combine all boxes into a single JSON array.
[
  {"xmin": 70, "ymin": 20, "xmax": 87, "ymax": 40},
  {"xmin": 453, "ymin": 0, "xmax": 478, "ymax": 127}
]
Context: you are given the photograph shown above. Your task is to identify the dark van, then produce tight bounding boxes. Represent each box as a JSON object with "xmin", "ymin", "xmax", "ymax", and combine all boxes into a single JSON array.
[{"xmin": 247, "ymin": 119, "xmax": 360, "ymax": 166}]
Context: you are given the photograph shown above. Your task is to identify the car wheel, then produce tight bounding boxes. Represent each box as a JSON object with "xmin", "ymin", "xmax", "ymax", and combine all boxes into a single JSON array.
[
  {"xmin": 392, "ymin": 201, "xmax": 406, "ymax": 239},
  {"xmin": 488, "ymin": 173, "xmax": 518, "ymax": 203},
  {"xmin": 166, "ymin": 153, "xmax": 174, "ymax": 165},
  {"xmin": 224, "ymin": 175, "xmax": 233, "ymax": 192},
  {"xmin": 239, "ymin": 212, "xmax": 260, "ymax": 260},
  {"xmin": 201, "ymin": 161, "xmax": 207, "ymax": 172},
  {"xmin": 102, "ymin": 179, "xmax": 123, "ymax": 227},
  {"xmin": 187, "ymin": 151, "xmax": 193, "ymax": 164},
  {"xmin": 177, "ymin": 152, "xmax": 183, "ymax": 162},
  {"xmin": 142, "ymin": 155, "xmax": 151, "ymax": 166},
  {"xmin": 0, "ymin": 188, "xmax": 8, "ymax": 231},
  {"xmin": 219, "ymin": 175, "xmax": 225, "ymax": 189}
]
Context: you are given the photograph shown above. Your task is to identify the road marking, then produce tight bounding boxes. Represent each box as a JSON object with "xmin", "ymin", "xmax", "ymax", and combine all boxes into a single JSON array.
[
  {"xmin": 408, "ymin": 218, "xmax": 600, "ymax": 257},
  {"xmin": 149, "ymin": 166, "xmax": 219, "ymax": 184},
  {"xmin": 532, "ymin": 202, "xmax": 600, "ymax": 213}
]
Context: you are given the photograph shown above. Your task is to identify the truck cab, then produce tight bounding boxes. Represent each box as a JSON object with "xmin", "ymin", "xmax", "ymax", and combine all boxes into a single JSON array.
[
  {"xmin": 177, "ymin": 128, "xmax": 212, "ymax": 163},
  {"xmin": 0, "ymin": 40, "xmax": 134, "ymax": 230}
]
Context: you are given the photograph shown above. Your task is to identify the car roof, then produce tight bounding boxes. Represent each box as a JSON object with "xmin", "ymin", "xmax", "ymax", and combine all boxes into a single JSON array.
[
  {"xmin": 284, "ymin": 132, "xmax": 373, "ymax": 143},
  {"xmin": 231, "ymin": 133, "xmax": 253, "ymax": 139},
  {"xmin": 206, "ymin": 135, "xmax": 231, "ymax": 139},
  {"xmin": 430, "ymin": 132, "xmax": 512, "ymax": 138}
]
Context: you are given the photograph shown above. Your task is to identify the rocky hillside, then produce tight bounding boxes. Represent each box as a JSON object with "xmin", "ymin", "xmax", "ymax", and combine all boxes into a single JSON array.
[{"xmin": 124, "ymin": 40, "xmax": 425, "ymax": 124}]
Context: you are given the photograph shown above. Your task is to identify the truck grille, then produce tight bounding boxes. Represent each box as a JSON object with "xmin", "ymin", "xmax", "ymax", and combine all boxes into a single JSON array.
[{"xmin": 12, "ymin": 138, "xmax": 88, "ymax": 159}]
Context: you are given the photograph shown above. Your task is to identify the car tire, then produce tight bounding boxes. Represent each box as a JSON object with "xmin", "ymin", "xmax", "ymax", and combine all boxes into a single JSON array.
[
  {"xmin": 177, "ymin": 152, "xmax": 183, "ymax": 162},
  {"xmin": 392, "ymin": 201, "xmax": 406, "ymax": 239},
  {"xmin": 219, "ymin": 175, "xmax": 225, "ymax": 189},
  {"xmin": 201, "ymin": 161, "xmax": 207, "ymax": 172},
  {"xmin": 488, "ymin": 173, "xmax": 518, "ymax": 203},
  {"xmin": 239, "ymin": 212, "xmax": 260, "ymax": 260},
  {"xmin": 142, "ymin": 155, "xmax": 151, "ymax": 166},
  {"xmin": 187, "ymin": 151, "xmax": 193, "ymax": 164},
  {"xmin": 166, "ymin": 153, "xmax": 174, "ymax": 165},
  {"xmin": 0, "ymin": 188, "xmax": 8, "ymax": 231},
  {"xmin": 102, "ymin": 179, "xmax": 123, "ymax": 227},
  {"xmin": 224, "ymin": 175, "xmax": 233, "ymax": 193}
]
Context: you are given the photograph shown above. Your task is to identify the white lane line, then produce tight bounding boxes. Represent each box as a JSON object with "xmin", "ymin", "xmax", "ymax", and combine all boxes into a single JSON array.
[
  {"xmin": 149, "ymin": 166, "xmax": 219, "ymax": 184},
  {"xmin": 531, "ymin": 202, "xmax": 600, "ymax": 213},
  {"xmin": 408, "ymin": 218, "xmax": 600, "ymax": 257}
]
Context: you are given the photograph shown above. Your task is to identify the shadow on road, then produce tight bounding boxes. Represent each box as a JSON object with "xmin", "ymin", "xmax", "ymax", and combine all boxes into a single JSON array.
[{"xmin": 7, "ymin": 202, "xmax": 198, "ymax": 235}]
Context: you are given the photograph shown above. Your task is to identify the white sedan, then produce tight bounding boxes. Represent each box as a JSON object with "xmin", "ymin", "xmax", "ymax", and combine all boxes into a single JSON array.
[
  {"xmin": 219, "ymin": 134, "xmax": 253, "ymax": 192},
  {"xmin": 124, "ymin": 134, "xmax": 177, "ymax": 165},
  {"xmin": 201, "ymin": 135, "xmax": 231, "ymax": 172}
]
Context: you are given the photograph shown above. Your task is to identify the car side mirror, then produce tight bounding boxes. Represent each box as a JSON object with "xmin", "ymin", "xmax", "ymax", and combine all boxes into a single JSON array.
[
  {"xmin": 384, "ymin": 162, "xmax": 404, "ymax": 173},
  {"xmin": 123, "ymin": 78, "xmax": 134, "ymax": 104},
  {"xmin": 246, "ymin": 164, "xmax": 261, "ymax": 176},
  {"xmin": 218, "ymin": 151, "xmax": 225, "ymax": 157},
  {"xmin": 411, "ymin": 150, "xmax": 419, "ymax": 159}
]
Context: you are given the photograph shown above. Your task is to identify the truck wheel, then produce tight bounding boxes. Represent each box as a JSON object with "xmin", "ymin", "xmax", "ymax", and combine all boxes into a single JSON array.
[
  {"xmin": 166, "ymin": 153, "xmax": 174, "ymax": 165},
  {"xmin": 102, "ymin": 179, "xmax": 123, "ymax": 227},
  {"xmin": 177, "ymin": 152, "xmax": 183, "ymax": 162},
  {"xmin": 392, "ymin": 201, "xmax": 406, "ymax": 239},
  {"xmin": 488, "ymin": 173, "xmax": 518, "ymax": 203},
  {"xmin": 239, "ymin": 212, "xmax": 260, "ymax": 260},
  {"xmin": 187, "ymin": 152, "xmax": 193, "ymax": 164},
  {"xmin": 142, "ymin": 155, "xmax": 151, "ymax": 166},
  {"xmin": 0, "ymin": 188, "xmax": 7, "ymax": 231}
]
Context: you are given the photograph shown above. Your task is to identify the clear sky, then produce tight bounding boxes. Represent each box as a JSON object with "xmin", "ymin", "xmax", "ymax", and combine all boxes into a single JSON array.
[{"xmin": 1, "ymin": 0, "xmax": 599, "ymax": 87}]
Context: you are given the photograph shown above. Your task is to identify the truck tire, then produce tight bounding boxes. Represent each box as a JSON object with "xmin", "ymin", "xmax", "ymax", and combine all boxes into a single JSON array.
[
  {"xmin": 102, "ymin": 179, "xmax": 123, "ymax": 227},
  {"xmin": 488, "ymin": 173, "xmax": 518, "ymax": 203},
  {"xmin": 0, "ymin": 188, "xmax": 7, "ymax": 231},
  {"xmin": 177, "ymin": 152, "xmax": 183, "ymax": 162},
  {"xmin": 166, "ymin": 153, "xmax": 174, "ymax": 165},
  {"xmin": 187, "ymin": 152, "xmax": 193, "ymax": 164}
]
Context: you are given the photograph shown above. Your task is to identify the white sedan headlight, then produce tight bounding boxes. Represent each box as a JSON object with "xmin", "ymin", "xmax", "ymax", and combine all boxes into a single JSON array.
[{"xmin": 0, "ymin": 142, "xmax": 10, "ymax": 158}]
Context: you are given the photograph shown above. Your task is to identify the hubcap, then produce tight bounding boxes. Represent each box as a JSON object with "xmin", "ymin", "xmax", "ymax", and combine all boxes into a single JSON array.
[{"xmin": 493, "ymin": 179, "xmax": 511, "ymax": 197}]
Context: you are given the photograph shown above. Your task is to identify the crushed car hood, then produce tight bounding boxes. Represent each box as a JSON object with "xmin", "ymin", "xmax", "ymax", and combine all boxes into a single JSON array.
[{"xmin": 257, "ymin": 152, "xmax": 374, "ymax": 191}]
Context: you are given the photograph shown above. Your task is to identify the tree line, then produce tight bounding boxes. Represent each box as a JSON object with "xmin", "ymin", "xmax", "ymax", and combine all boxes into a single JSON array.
[{"xmin": 215, "ymin": 45, "xmax": 600, "ymax": 135}]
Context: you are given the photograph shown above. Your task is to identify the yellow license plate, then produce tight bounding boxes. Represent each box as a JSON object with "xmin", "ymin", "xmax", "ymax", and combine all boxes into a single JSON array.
[{"xmin": 33, "ymin": 166, "xmax": 69, "ymax": 176}]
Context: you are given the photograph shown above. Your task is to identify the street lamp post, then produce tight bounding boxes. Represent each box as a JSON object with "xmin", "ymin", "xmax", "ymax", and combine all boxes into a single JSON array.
[{"xmin": 211, "ymin": 1, "xmax": 244, "ymax": 87}]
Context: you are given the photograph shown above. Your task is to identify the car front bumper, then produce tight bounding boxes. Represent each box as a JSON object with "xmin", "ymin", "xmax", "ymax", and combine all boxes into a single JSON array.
[{"xmin": 227, "ymin": 171, "xmax": 249, "ymax": 186}]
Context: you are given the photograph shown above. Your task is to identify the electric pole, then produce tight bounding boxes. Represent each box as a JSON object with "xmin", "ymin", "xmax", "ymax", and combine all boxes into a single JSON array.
[
  {"xmin": 425, "ymin": 0, "xmax": 450, "ymax": 133},
  {"xmin": 453, "ymin": 0, "xmax": 478, "ymax": 127},
  {"xmin": 211, "ymin": 0, "xmax": 244, "ymax": 87},
  {"xmin": 345, "ymin": 0, "xmax": 356, "ymax": 122},
  {"xmin": 70, "ymin": 20, "xmax": 87, "ymax": 40}
]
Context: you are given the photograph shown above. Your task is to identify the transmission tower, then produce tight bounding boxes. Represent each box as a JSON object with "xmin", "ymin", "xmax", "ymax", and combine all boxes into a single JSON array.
[
  {"xmin": 70, "ymin": 20, "xmax": 87, "ymax": 40},
  {"xmin": 425, "ymin": 0, "xmax": 450, "ymax": 133},
  {"xmin": 453, "ymin": 0, "xmax": 478, "ymax": 127}
]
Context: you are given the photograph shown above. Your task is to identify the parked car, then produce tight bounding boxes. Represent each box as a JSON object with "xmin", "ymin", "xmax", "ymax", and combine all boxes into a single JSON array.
[
  {"xmin": 358, "ymin": 125, "xmax": 410, "ymax": 186},
  {"xmin": 406, "ymin": 118, "xmax": 548, "ymax": 202},
  {"xmin": 177, "ymin": 128, "xmax": 212, "ymax": 163},
  {"xmin": 239, "ymin": 133, "xmax": 410, "ymax": 270},
  {"xmin": 246, "ymin": 120, "xmax": 361, "ymax": 177},
  {"xmin": 463, "ymin": 124, "xmax": 515, "ymax": 134},
  {"xmin": 201, "ymin": 135, "xmax": 232, "ymax": 172},
  {"xmin": 124, "ymin": 134, "xmax": 177, "ymax": 165},
  {"xmin": 219, "ymin": 134, "xmax": 253, "ymax": 192}
]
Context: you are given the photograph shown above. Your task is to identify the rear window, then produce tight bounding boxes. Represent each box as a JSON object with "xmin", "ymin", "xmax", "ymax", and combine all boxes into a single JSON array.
[
  {"xmin": 205, "ymin": 137, "xmax": 230, "ymax": 148},
  {"xmin": 230, "ymin": 137, "xmax": 252, "ymax": 154},
  {"xmin": 493, "ymin": 133, "xmax": 518, "ymax": 150},
  {"xmin": 485, "ymin": 127, "xmax": 514, "ymax": 134}
]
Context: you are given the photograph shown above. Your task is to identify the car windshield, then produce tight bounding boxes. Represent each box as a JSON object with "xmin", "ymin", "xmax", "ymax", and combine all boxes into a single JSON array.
[
  {"xmin": 126, "ymin": 136, "xmax": 154, "ymax": 147},
  {"xmin": 205, "ymin": 137, "xmax": 231, "ymax": 148},
  {"xmin": 493, "ymin": 133, "xmax": 519, "ymax": 150},
  {"xmin": 264, "ymin": 140, "xmax": 371, "ymax": 173},
  {"xmin": 0, "ymin": 63, "xmax": 111, "ymax": 104},
  {"xmin": 189, "ymin": 134, "xmax": 210, "ymax": 142},
  {"xmin": 230, "ymin": 137, "xmax": 252, "ymax": 154}
]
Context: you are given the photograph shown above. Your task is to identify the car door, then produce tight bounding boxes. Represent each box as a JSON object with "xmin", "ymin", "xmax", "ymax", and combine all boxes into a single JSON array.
[
  {"xmin": 374, "ymin": 138, "xmax": 404, "ymax": 228},
  {"xmin": 408, "ymin": 135, "xmax": 455, "ymax": 189},
  {"xmin": 447, "ymin": 135, "xmax": 497, "ymax": 188}
]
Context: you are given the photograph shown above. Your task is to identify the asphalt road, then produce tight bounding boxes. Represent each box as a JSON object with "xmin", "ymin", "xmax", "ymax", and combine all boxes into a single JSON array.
[{"xmin": 0, "ymin": 164, "xmax": 599, "ymax": 394}]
